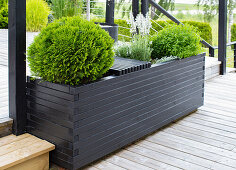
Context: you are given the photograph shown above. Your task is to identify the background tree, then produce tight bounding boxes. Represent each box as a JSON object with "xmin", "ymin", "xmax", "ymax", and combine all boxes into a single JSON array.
[
  {"xmin": 152, "ymin": 0, "xmax": 175, "ymax": 19},
  {"xmin": 197, "ymin": 0, "xmax": 236, "ymax": 42},
  {"xmin": 116, "ymin": 0, "xmax": 175, "ymax": 19}
]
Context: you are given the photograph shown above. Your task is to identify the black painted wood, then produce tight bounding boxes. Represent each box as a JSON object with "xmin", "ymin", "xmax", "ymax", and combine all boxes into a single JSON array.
[
  {"xmin": 132, "ymin": 0, "xmax": 139, "ymax": 19},
  {"xmin": 141, "ymin": 0, "xmax": 149, "ymax": 16},
  {"xmin": 109, "ymin": 57, "xmax": 151, "ymax": 76},
  {"xmin": 105, "ymin": 0, "xmax": 115, "ymax": 24},
  {"xmin": 26, "ymin": 54, "xmax": 205, "ymax": 170},
  {"xmin": 218, "ymin": 0, "xmax": 227, "ymax": 75},
  {"xmin": 8, "ymin": 0, "xmax": 27, "ymax": 135}
]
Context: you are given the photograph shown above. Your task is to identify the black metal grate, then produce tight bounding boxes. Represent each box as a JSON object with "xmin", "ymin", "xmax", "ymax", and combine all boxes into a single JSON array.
[{"xmin": 109, "ymin": 57, "xmax": 151, "ymax": 76}]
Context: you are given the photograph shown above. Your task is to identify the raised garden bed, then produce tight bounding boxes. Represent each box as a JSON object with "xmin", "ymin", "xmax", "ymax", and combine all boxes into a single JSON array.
[{"xmin": 26, "ymin": 53, "xmax": 205, "ymax": 170}]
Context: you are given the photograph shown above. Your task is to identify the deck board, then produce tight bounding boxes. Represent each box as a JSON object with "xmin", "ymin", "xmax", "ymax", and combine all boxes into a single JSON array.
[{"xmin": 86, "ymin": 72, "xmax": 236, "ymax": 170}]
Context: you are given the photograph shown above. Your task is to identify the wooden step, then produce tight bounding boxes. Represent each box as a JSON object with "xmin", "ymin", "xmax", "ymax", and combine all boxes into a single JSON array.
[
  {"xmin": 0, "ymin": 133, "xmax": 55, "ymax": 170},
  {"xmin": 205, "ymin": 57, "xmax": 221, "ymax": 80},
  {"xmin": 0, "ymin": 117, "xmax": 13, "ymax": 138}
]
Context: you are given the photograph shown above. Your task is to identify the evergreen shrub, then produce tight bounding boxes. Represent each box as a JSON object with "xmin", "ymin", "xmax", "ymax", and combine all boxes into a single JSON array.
[
  {"xmin": 0, "ymin": 4, "xmax": 8, "ymax": 29},
  {"xmin": 27, "ymin": 16, "xmax": 114, "ymax": 85},
  {"xmin": 151, "ymin": 24, "xmax": 202, "ymax": 59},
  {"xmin": 231, "ymin": 24, "xmax": 236, "ymax": 43}
]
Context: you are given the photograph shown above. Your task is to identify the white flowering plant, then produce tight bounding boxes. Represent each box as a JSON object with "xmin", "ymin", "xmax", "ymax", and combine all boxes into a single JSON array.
[
  {"xmin": 115, "ymin": 13, "xmax": 153, "ymax": 62},
  {"xmin": 127, "ymin": 13, "xmax": 152, "ymax": 36}
]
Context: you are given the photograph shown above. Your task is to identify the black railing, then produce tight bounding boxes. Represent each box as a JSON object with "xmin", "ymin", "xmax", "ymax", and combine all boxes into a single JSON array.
[{"xmin": 210, "ymin": 41, "xmax": 236, "ymax": 68}]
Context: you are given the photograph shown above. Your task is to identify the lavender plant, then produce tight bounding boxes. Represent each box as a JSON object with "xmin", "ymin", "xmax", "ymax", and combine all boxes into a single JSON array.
[
  {"xmin": 115, "ymin": 13, "xmax": 153, "ymax": 62},
  {"xmin": 127, "ymin": 13, "xmax": 152, "ymax": 36}
]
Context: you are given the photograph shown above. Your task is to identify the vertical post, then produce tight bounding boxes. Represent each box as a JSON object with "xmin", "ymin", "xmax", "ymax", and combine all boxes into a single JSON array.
[
  {"xmin": 209, "ymin": 47, "xmax": 215, "ymax": 57},
  {"xmin": 8, "ymin": 0, "xmax": 27, "ymax": 135},
  {"xmin": 86, "ymin": 0, "xmax": 90, "ymax": 21},
  {"xmin": 234, "ymin": 44, "xmax": 236, "ymax": 68},
  {"xmin": 218, "ymin": 0, "xmax": 227, "ymax": 75},
  {"xmin": 132, "ymin": 0, "xmax": 139, "ymax": 19},
  {"xmin": 141, "ymin": 0, "xmax": 149, "ymax": 16},
  {"xmin": 106, "ymin": 0, "xmax": 115, "ymax": 24}
]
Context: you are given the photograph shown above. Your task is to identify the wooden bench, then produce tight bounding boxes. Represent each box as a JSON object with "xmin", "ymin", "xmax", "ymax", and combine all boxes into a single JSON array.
[{"xmin": 0, "ymin": 133, "xmax": 55, "ymax": 170}]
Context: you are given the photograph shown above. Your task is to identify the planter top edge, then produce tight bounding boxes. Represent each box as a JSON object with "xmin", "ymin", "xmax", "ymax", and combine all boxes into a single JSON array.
[{"xmin": 27, "ymin": 53, "xmax": 205, "ymax": 94}]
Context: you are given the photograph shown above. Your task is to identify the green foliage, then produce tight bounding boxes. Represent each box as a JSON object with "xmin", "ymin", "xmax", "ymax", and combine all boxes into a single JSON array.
[
  {"xmin": 26, "ymin": 0, "xmax": 50, "ymax": 32},
  {"xmin": 150, "ymin": 20, "xmax": 174, "ymax": 35},
  {"xmin": 92, "ymin": 18, "xmax": 212, "ymax": 44},
  {"xmin": 151, "ymin": 24, "xmax": 202, "ymax": 59},
  {"xmin": 154, "ymin": 56, "xmax": 178, "ymax": 64},
  {"xmin": 0, "ymin": 3, "xmax": 8, "ymax": 29},
  {"xmin": 45, "ymin": 0, "xmax": 52, "ymax": 5},
  {"xmin": 27, "ymin": 16, "xmax": 114, "ymax": 86},
  {"xmin": 196, "ymin": 0, "xmax": 218, "ymax": 22},
  {"xmin": 114, "ymin": 19, "xmax": 132, "ymax": 41},
  {"xmin": 0, "ymin": 0, "xmax": 7, "ymax": 9},
  {"xmin": 92, "ymin": 7, "xmax": 105, "ymax": 18},
  {"xmin": 51, "ymin": 0, "xmax": 82, "ymax": 19},
  {"xmin": 183, "ymin": 21, "xmax": 212, "ymax": 45},
  {"xmin": 154, "ymin": 0, "xmax": 175, "ymax": 19},
  {"xmin": 231, "ymin": 24, "xmax": 236, "ymax": 43},
  {"xmin": 115, "ymin": 35, "xmax": 152, "ymax": 62}
]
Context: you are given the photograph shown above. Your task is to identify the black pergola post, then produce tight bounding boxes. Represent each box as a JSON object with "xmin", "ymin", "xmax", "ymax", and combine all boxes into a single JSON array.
[
  {"xmin": 218, "ymin": 0, "xmax": 227, "ymax": 75},
  {"xmin": 132, "ymin": 0, "xmax": 139, "ymax": 19},
  {"xmin": 8, "ymin": 0, "xmax": 27, "ymax": 135},
  {"xmin": 141, "ymin": 0, "xmax": 149, "ymax": 16},
  {"xmin": 106, "ymin": 0, "xmax": 115, "ymax": 24}
]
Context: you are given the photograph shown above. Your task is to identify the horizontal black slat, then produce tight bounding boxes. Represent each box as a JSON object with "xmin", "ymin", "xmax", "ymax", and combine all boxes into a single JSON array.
[
  {"xmin": 29, "ymin": 61, "xmax": 203, "ymax": 113},
  {"xmin": 28, "ymin": 89, "xmax": 74, "ymax": 107},
  {"xmin": 27, "ymin": 101, "xmax": 72, "ymax": 121},
  {"xmin": 49, "ymin": 93, "xmax": 202, "ymax": 168},
  {"xmin": 51, "ymin": 149, "xmax": 73, "ymax": 163},
  {"xmin": 75, "ymin": 104, "xmax": 201, "ymax": 169},
  {"xmin": 75, "ymin": 88, "xmax": 203, "ymax": 155},
  {"xmin": 51, "ymin": 156, "xmax": 73, "ymax": 170},
  {"xmin": 27, "ymin": 95, "xmax": 74, "ymax": 114},
  {"xmin": 76, "ymin": 80, "xmax": 203, "ymax": 146},
  {"xmin": 77, "ymin": 56, "xmax": 204, "ymax": 99},
  {"xmin": 75, "ymin": 66, "xmax": 204, "ymax": 117},
  {"xmin": 74, "ymin": 91, "xmax": 203, "ymax": 162},
  {"xmin": 75, "ymin": 72, "xmax": 204, "ymax": 130},
  {"xmin": 27, "ymin": 82, "xmax": 76, "ymax": 101},
  {"xmin": 70, "ymin": 54, "xmax": 205, "ymax": 94},
  {"xmin": 77, "ymin": 61, "xmax": 204, "ymax": 107},
  {"xmin": 27, "ymin": 76, "xmax": 71, "ymax": 93},
  {"xmin": 27, "ymin": 126, "xmax": 73, "ymax": 150},
  {"xmin": 27, "ymin": 108, "xmax": 73, "ymax": 128},
  {"xmin": 27, "ymin": 115, "xmax": 73, "ymax": 142}
]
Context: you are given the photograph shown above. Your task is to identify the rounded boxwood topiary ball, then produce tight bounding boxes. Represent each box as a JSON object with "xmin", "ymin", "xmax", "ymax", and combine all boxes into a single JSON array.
[
  {"xmin": 151, "ymin": 24, "xmax": 202, "ymax": 60},
  {"xmin": 27, "ymin": 16, "xmax": 114, "ymax": 86}
]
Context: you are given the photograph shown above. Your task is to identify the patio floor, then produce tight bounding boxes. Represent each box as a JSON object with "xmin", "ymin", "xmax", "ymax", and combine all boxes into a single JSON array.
[{"xmin": 1, "ymin": 29, "xmax": 236, "ymax": 169}]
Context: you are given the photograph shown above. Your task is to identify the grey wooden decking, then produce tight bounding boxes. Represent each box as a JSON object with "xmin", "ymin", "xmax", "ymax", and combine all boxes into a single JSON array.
[
  {"xmin": 1, "ymin": 29, "xmax": 236, "ymax": 169},
  {"xmin": 0, "ymin": 29, "xmax": 8, "ymax": 122}
]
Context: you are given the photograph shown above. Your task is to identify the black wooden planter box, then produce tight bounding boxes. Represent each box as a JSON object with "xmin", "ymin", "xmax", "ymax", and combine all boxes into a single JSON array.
[{"xmin": 26, "ymin": 53, "xmax": 205, "ymax": 170}]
